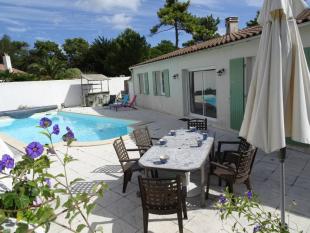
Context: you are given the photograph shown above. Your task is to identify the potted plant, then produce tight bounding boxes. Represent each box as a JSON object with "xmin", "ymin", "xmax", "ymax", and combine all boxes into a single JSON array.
[{"xmin": 0, "ymin": 117, "xmax": 107, "ymax": 232}]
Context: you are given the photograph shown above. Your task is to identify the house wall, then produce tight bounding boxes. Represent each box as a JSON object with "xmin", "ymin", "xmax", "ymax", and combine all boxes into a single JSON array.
[
  {"xmin": 131, "ymin": 23, "xmax": 310, "ymax": 130},
  {"xmin": 0, "ymin": 76, "xmax": 131, "ymax": 112}
]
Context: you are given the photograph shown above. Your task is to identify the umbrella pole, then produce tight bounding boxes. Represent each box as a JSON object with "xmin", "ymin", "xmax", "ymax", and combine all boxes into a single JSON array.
[{"xmin": 279, "ymin": 147, "xmax": 287, "ymax": 228}]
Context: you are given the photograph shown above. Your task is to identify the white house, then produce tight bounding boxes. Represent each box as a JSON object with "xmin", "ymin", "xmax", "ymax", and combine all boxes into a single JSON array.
[{"xmin": 130, "ymin": 10, "xmax": 310, "ymax": 132}]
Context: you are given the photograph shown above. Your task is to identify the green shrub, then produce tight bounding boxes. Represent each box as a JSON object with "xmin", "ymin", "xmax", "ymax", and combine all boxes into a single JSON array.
[
  {"xmin": 0, "ymin": 71, "xmax": 38, "ymax": 82},
  {"xmin": 57, "ymin": 68, "xmax": 81, "ymax": 80}
]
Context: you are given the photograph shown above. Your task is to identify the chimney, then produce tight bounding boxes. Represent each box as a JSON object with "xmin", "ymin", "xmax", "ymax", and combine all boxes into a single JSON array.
[
  {"xmin": 225, "ymin": 17, "xmax": 239, "ymax": 34},
  {"xmin": 3, "ymin": 53, "xmax": 13, "ymax": 73}
]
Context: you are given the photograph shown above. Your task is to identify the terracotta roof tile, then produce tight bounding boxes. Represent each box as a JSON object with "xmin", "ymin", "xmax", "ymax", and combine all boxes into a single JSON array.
[{"xmin": 131, "ymin": 9, "xmax": 310, "ymax": 68}]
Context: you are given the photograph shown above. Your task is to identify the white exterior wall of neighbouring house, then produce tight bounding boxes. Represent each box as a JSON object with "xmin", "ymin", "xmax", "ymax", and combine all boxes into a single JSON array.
[
  {"xmin": 108, "ymin": 76, "xmax": 130, "ymax": 95},
  {"xmin": 0, "ymin": 76, "xmax": 131, "ymax": 112},
  {"xmin": 131, "ymin": 23, "xmax": 310, "ymax": 130}
]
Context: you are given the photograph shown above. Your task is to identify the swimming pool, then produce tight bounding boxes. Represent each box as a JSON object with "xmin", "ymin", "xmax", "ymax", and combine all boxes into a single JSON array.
[{"xmin": 0, "ymin": 111, "xmax": 136, "ymax": 144}]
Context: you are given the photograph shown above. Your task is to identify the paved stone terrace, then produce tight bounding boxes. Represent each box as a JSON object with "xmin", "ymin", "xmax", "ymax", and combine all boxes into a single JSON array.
[{"xmin": 10, "ymin": 107, "xmax": 310, "ymax": 232}]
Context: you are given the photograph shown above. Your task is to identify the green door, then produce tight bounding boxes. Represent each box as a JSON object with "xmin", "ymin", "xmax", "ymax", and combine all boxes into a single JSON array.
[
  {"xmin": 305, "ymin": 47, "xmax": 310, "ymax": 69},
  {"xmin": 230, "ymin": 58, "xmax": 245, "ymax": 131}
]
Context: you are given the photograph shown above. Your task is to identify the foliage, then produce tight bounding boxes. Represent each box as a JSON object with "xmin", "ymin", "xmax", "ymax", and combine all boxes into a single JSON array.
[
  {"xmin": 0, "ymin": 35, "xmax": 29, "ymax": 71},
  {"xmin": 27, "ymin": 57, "xmax": 66, "ymax": 80},
  {"xmin": 63, "ymin": 38, "xmax": 89, "ymax": 70},
  {"xmin": 87, "ymin": 29, "xmax": 150, "ymax": 76},
  {"xmin": 151, "ymin": 0, "xmax": 193, "ymax": 48},
  {"xmin": 216, "ymin": 190, "xmax": 303, "ymax": 233},
  {"xmin": 29, "ymin": 40, "xmax": 66, "ymax": 62},
  {"xmin": 183, "ymin": 15, "xmax": 220, "ymax": 46},
  {"xmin": 246, "ymin": 11, "xmax": 260, "ymax": 27},
  {"xmin": 151, "ymin": 0, "xmax": 220, "ymax": 48},
  {"xmin": 58, "ymin": 68, "xmax": 82, "ymax": 80},
  {"xmin": 109, "ymin": 29, "xmax": 150, "ymax": 75},
  {"xmin": 0, "ymin": 71, "xmax": 38, "ymax": 82},
  {"xmin": 149, "ymin": 40, "xmax": 176, "ymax": 58},
  {"xmin": 0, "ymin": 118, "xmax": 107, "ymax": 233}
]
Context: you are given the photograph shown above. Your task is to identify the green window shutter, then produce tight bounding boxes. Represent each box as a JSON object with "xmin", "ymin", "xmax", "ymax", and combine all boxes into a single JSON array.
[
  {"xmin": 305, "ymin": 47, "xmax": 310, "ymax": 70},
  {"xmin": 163, "ymin": 69, "xmax": 170, "ymax": 97},
  {"xmin": 156, "ymin": 72, "xmax": 161, "ymax": 95},
  {"xmin": 144, "ymin": 72, "xmax": 149, "ymax": 95},
  {"xmin": 230, "ymin": 57, "xmax": 245, "ymax": 131},
  {"xmin": 152, "ymin": 71, "xmax": 158, "ymax": 96}
]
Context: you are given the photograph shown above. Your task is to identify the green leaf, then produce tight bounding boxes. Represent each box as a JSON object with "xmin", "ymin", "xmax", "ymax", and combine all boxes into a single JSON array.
[
  {"xmin": 86, "ymin": 203, "xmax": 96, "ymax": 216},
  {"xmin": 15, "ymin": 222, "xmax": 29, "ymax": 233},
  {"xmin": 76, "ymin": 224, "xmax": 86, "ymax": 232},
  {"xmin": 40, "ymin": 131, "xmax": 51, "ymax": 139},
  {"xmin": 16, "ymin": 195, "xmax": 30, "ymax": 209},
  {"xmin": 55, "ymin": 195, "xmax": 61, "ymax": 209}
]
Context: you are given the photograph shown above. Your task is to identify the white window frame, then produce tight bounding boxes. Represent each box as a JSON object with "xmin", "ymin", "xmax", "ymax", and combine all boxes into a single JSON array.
[
  {"xmin": 138, "ymin": 73, "xmax": 144, "ymax": 94},
  {"xmin": 160, "ymin": 72, "xmax": 166, "ymax": 96}
]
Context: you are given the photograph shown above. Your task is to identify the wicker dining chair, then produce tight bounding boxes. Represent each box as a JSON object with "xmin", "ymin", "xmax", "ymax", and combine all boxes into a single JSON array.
[
  {"xmin": 206, "ymin": 147, "xmax": 258, "ymax": 199},
  {"xmin": 138, "ymin": 175, "xmax": 187, "ymax": 233},
  {"xmin": 187, "ymin": 118, "xmax": 208, "ymax": 131},
  {"xmin": 113, "ymin": 137, "xmax": 143, "ymax": 193},
  {"xmin": 215, "ymin": 137, "xmax": 252, "ymax": 165},
  {"xmin": 133, "ymin": 127, "xmax": 159, "ymax": 157}
]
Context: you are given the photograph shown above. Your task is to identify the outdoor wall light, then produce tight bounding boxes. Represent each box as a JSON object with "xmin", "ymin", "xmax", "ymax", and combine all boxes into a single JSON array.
[
  {"xmin": 217, "ymin": 68, "xmax": 225, "ymax": 76},
  {"xmin": 173, "ymin": 73, "xmax": 179, "ymax": 79}
]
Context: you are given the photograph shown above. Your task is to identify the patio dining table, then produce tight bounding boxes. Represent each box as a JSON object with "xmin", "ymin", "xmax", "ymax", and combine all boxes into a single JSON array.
[{"xmin": 139, "ymin": 129, "xmax": 214, "ymax": 207}]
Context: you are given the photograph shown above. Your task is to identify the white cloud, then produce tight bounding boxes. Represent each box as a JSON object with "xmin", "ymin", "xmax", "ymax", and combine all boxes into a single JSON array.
[
  {"xmin": 244, "ymin": 0, "xmax": 262, "ymax": 7},
  {"xmin": 7, "ymin": 26, "xmax": 27, "ymax": 32},
  {"xmin": 0, "ymin": 17, "xmax": 22, "ymax": 26},
  {"xmin": 75, "ymin": 0, "xmax": 141, "ymax": 12},
  {"xmin": 98, "ymin": 13, "xmax": 132, "ymax": 30},
  {"xmin": 190, "ymin": 0, "xmax": 218, "ymax": 6}
]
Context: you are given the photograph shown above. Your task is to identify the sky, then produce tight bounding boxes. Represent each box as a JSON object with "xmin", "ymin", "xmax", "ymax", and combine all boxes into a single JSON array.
[{"xmin": 0, "ymin": 0, "xmax": 264, "ymax": 48}]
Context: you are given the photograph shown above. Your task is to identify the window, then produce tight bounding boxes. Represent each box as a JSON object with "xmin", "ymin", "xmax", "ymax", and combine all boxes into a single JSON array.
[
  {"xmin": 138, "ymin": 73, "xmax": 144, "ymax": 94},
  {"xmin": 160, "ymin": 72, "xmax": 166, "ymax": 95},
  {"xmin": 152, "ymin": 70, "xmax": 170, "ymax": 97},
  {"xmin": 138, "ymin": 73, "xmax": 149, "ymax": 95}
]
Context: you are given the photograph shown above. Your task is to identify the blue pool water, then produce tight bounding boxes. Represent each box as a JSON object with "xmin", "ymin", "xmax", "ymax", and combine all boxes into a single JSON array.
[
  {"xmin": 203, "ymin": 95, "xmax": 217, "ymax": 107},
  {"xmin": 0, "ymin": 111, "xmax": 136, "ymax": 144}
]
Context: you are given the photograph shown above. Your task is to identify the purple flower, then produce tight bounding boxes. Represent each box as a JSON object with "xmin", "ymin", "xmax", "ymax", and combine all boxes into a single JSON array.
[
  {"xmin": 26, "ymin": 142, "xmax": 44, "ymax": 159},
  {"xmin": 62, "ymin": 126, "xmax": 75, "ymax": 142},
  {"xmin": 219, "ymin": 195, "xmax": 227, "ymax": 204},
  {"xmin": 45, "ymin": 178, "xmax": 51, "ymax": 188},
  {"xmin": 247, "ymin": 191, "xmax": 253, "ymax": 199},
  {"xmin": 253, "ymin": 225, "xmax": 261, "ymax": 233},
  {"xmin": 52, "ymin": 124, "xmax": 60, "ymax": 135},
  {"xmin": 0, "ymin": 161, "xmax": 4, "ymax": 172},
  {"xmin": 2, "ymin": 154, "xmax": 14, "ymax": 169},
  {"xmin": 39, "ymin": 117, "xmax": 52, "ymax": 128}
]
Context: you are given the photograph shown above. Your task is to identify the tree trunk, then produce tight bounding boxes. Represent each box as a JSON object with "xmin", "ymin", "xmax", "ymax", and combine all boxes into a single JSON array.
[{"xmin": 175, "ymin": 23, "xmax": 179, "ymax": 48}]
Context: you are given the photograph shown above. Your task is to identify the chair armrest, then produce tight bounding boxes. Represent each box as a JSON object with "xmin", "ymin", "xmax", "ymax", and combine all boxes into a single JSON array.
[
  {"xmin": 119, "ymin": 158, "xmax": 139, "ymax": 162},
  {"xmin": 127, "ymin": 148, "xmax": 145, "ymax": 152},
  {"xmin": 217, "ymin": 141, "xmax": 240, "ymax": 153},
  {"xmin": 151, "ymin": 137, "xmax": 160, "ymax": 140},
  {"xmin": 135, "ymin": 144, "xmax": 151, "ymax": 148},
  {"xmin": 210, "ymin": 161, "xmax": 236, "ymax": 172}
]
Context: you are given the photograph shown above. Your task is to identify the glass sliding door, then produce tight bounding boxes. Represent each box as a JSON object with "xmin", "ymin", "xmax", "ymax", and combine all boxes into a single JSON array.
[
  {"xmin": 190, "ymin": 70, "xmax": 217, "ymax": 118},
  {"xmin": 190, "ymin": 71, "xmax": 204, "ymax": 115}
]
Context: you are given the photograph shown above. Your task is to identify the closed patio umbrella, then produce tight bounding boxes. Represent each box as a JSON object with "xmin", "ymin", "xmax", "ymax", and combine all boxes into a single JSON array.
[{"xmin": 239, "ymin": 0, "xmax": 310, "ymax": 226}]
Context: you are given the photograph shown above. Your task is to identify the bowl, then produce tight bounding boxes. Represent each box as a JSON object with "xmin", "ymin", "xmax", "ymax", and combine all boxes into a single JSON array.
[
  {"xmin": 159, "ymin": 139, "xmax": 167, "ymax": 145},
  {"xmin": 189, "ymin": 127, "xmax": 196, "ymax": 132},
  {"xmin": 160, "ymin": 155, "xmax": 169, "ymax": 163}
]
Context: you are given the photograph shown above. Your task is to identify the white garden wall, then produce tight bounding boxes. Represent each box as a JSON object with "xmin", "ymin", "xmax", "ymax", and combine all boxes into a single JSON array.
[
  {"xmin": 0, "ymin": 76, "xmax": 130, "ymax": 112},
  {"xmin": 0, "ymin": 79, "xmax": 82, "ymax": 112}
]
